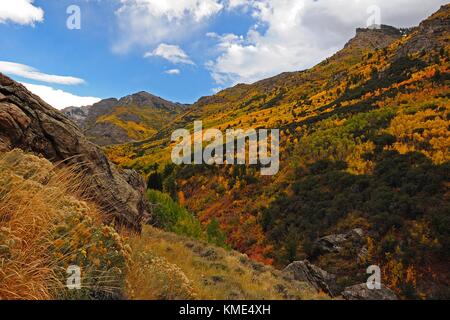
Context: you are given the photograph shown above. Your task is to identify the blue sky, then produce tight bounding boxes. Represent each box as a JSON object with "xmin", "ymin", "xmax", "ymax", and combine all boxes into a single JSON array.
[{"xmin": 0, "ymin": 0, "xmax": 447, "ymax": 109}]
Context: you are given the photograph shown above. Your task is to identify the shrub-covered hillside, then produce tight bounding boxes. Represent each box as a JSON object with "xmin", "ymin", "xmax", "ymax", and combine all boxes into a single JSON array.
[{"xmin": 106, "ymin": 5, "xmax": 450, "ymax": 299}]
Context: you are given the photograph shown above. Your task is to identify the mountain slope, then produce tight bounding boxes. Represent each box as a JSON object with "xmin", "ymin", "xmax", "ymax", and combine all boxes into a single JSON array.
[
  {"xmin": 0, "ymin": 148, "xmax": 324, "ymax": 300},
  {"xmin": 106, "ymin": 5, "xmax": 450, "ymax": 299},
  {"xmin": 63, "ymin": 92, "xmax": 186, "ymax": 146},
  {"xmin": 0, "ymin": 76, "xmax": 322, "ymax": 301},
  {"xmin": 105, "ymin": 20, "xmax": 411, "ymax": 166}
]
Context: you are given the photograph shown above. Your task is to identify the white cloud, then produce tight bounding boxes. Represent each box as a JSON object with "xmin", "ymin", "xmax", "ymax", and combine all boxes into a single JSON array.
[
  {"xmin": 226, "ymin": 0, "xmax": 249, "ymax": 10},
  {"xmin": 211, "ymin": 87, "xmax": 223, "ymax": 93},
  {"xmin": 208, "ymin": 0, "xmax": 449, "ymax": 86},
  {"xmin": 0, "ymin": 61, "xmax": 85, "ymax": 85},
  {"xmin": 114, "ymin": 0, "xmax": 224, "ymax": 53},
  {"xmin": 164, "ymin": 69, "xmax": 181, "ymax": 75},
  {"xmin": 144, "ymin": 44, "xmax": 194, "ymax": 65},
  {"xmin": 0, "ymin": 0, "xmax": 44, "ymax": 26},
  {"xmin": 21, "ymin": 82, "xmax": 101, "ymax": 110}
]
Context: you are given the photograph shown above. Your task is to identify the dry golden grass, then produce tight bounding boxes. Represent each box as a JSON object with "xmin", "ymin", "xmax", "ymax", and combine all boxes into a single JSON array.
[
  {"xmin": 0, "ymin": 149, "xmax": 325, "ymax": 300},
  {"xmin": 124, "ymin": 225, "xmax": 326, "ymax": 300},
  {"xmin": 125, "ymin": 247, "xmax": 197, "ymax": 300},
  {"xmin": 0, "ymin": 149, "xmax": 108, "ymax": 299}
]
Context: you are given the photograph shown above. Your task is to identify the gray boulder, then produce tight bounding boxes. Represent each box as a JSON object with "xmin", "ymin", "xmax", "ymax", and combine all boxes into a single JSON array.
[
  {"xmin": 342, "ymin": 283, "xmax": 398, "ymax": 300},
  {"xmin": 284, "ymin": 260, "xmax": 340, "ymax": 297},
  {"xmin": 316, "ymin": 228, "xmax": 364, "ymax": 254}
]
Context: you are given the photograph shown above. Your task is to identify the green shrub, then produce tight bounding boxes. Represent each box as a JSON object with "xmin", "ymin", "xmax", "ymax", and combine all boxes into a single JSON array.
[
  {"xmin": 148, "ymin": 190, "xmax": 202, "ymax": 239},
  {"xmin": 206, "ymin": 219, "xmax": 228, "ymax": 248}
]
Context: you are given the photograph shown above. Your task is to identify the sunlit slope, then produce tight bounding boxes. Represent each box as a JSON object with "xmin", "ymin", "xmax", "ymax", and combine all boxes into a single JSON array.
[{"xmin": 105, "ymin": 23, "xmax": 411, "ymax": 167}]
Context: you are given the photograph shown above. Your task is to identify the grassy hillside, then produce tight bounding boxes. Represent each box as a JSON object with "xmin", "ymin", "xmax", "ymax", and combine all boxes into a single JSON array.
[
  {"xmin": 0, "ymin": 149, "xmax": 322, "ymax": 300},
  {"xmin": 105, "ymin": 6, "xmax": 450, "ymax": 299},
  {"xmin": 125, "ymin": 225, "xmax": 323, "ymax": 300}
]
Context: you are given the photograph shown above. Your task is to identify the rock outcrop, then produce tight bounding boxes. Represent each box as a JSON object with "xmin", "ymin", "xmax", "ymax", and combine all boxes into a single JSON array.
[
  {"xmin": 344, "ymin": 25, "xmax": 403, "ymax": 52},
  {"xmin": 0, "ymin": 73, "xmax": 148, "ymax": 230},
  {"xmin": 283, "ymin": 260, "xmax": 340, "ymax": 297},
  {"xmin": 397, "ymin": 4, "xmax": 450, "ymax": 56},
  {"xmin": 283, "ymin": 260, "xmax": 400, "ymax": 300},
  {"xmin": 315, "ymin": 228, "xmax": 364, "ymax": 254},
  {"xmin": 342, "ymin": 283, "xmax": 398, "ymax": 300}
]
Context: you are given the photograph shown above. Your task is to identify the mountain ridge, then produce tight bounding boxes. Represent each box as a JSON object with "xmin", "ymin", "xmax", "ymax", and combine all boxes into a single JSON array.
[
  {"xmin": 62, "ymin": 91, "xmax": 188, "ymax": 146},
  {"xmin": 64, "ymin": 23, "xmax": 407, "ymax": 149},
  {"xmin": 106, "ymin": 18, "xmax": 415, "ymax": 164}
]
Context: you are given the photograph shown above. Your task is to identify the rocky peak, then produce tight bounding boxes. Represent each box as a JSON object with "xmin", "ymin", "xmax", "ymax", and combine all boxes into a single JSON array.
[
  {"xmin": 118, "ymin": 91, "xmax": 183, "ymax": 112},
  {"xmin": 66, "ymin": 91, "xmax": 185, "ymax": 128},
  {"xmin": 356, "ymin": 24, "xmax": 402, "ymax": 37},
  {"xmin": 86, "ymin": 97, "xmax": 119, "ymax": 118},
  {"xmin": 62, "ymin": 91, "xmax": 187, "ymax": 146},
  {"xmin": 345, "ymin": 24, "xmax": 403, "ymax": 51},
  {"xmin": 0, "ymin": 73, "xmax": 149, "ymax": 230},
  {"xmin": 119, "ymin": 91, "xmax": 156, "ymax": 105}
]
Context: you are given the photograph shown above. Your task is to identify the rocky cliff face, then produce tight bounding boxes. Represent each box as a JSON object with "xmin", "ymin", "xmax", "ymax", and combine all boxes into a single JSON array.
[
  {"xmin": 346, "ymin": 25, "xmax": 404, "ymax": 51},
  {"xmin": 62, "ymin": 105, "xmax": 91, "ymax": 128},
  {"xmin": 0, "ymin": 73, "xmax": 148, "ymax": 230},
  {"xmin": 397, "ymin": 4, "xmax": 450, "ymax": 56}
]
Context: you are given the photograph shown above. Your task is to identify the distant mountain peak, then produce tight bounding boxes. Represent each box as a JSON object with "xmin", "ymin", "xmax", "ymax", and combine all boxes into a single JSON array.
[
  {"xmin": 119, "ymin": 91, "xmax": 158, "ymax": 104},
  {"xmin": 63, "ymin": 90, "xmax": 187, "ymax": 146}
]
